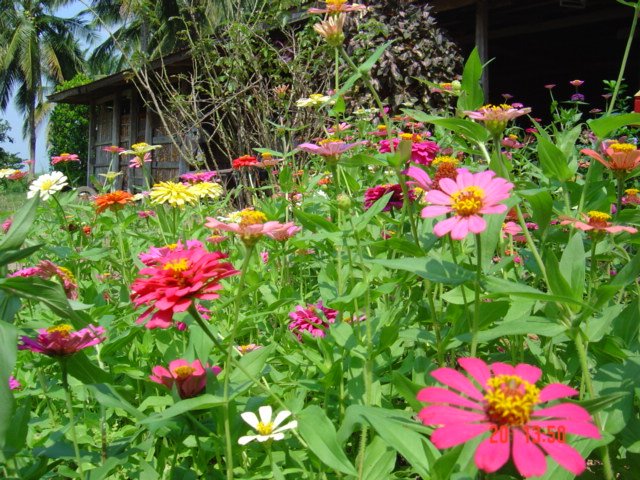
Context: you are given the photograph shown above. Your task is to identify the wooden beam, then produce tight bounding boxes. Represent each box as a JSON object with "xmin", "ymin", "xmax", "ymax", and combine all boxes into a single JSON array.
[
  {"xmin": 431, "ymin": 0, "xmax": 476, "ymax": 12},
  {"xmin": 144, "ymin": 106, "xmax": 153, "ymax": 185},
  {"xmin": 110, "ymin": 94, "xmax": 121, "ymax": 173},
  {"xmin": 476, "ymin": 0, "xmax": 489, "ymax": 100},
  {"xmin": 87, "ymin": 102, "xmax": 96, "ymax": 185}
]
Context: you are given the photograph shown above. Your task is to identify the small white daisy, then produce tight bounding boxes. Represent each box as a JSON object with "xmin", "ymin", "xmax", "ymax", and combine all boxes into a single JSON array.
[
  {"xmin": 27, "ymin": 171, "xmax": 68, "ymax": 201},
  {"xmin": 238, "ymin": 406, "xmax": 297, "ymax": 445}
]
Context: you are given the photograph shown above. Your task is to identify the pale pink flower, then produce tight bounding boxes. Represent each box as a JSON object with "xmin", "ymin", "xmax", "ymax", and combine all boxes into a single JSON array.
[
  {"xmin": 581, "ymin": 142, "xmax": 640, "ymax": 173},
  {"xmin": 150, "ymin": 359, "xmax": 221, "ymax": 399},
  {"xmin": 102, "ymin": 146, "xmax": 125, "ymax": 154},
  {"xmin": 19, "ymin": 324, "xmax": 106, "ymax": 357},
  {"xmin": 569, "ymin": 79, "xmax": 584, "ymax": 87},
  {"xmin": 622, "ymin": 188, "xmax": 640, "ymax": 205},
  {"xmin": 421, "ymin": 169, "xmax": 514, "ymax": 240},
  {"xmin": 308, "ymin": 0, "xmax": 367, "ymax": 15},
  {"xmin": 297, "ymin": 140, "xmax": 363, "ymax": 164},
  {"xmin": 327, "ymin": 122, "xmax": 351, "ymax": 134},
  {"xmin": 205, "ymin": 210, "xmax": 300, "ymax": 246},
  {"xmin": 236, "ymin": 344, "xmax": 262, "ymax": 355},
  {"xmin": 128, "ymin": 152, "xmax": 152, "ymax": 169},
  {"xmin": 417, "ymin": 357, "xmax": 601, "ymax": 478},
  {"xmin": 502, "ymin": 221, "xmax": 522, "ymax": 237},
  {"xmin": 464, "ymin": 104, "xmax": 532, "ymax": 136},
  {"xmin": 559, "ymin": 211, "xmax": 637, "ymax": 235}
]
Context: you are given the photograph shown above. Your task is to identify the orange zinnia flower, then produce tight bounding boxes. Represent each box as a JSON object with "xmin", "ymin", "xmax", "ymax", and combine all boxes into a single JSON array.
[
  {"xmin": 95, "ymin": 190, "xmax": 135, "ymax": 213},
  {"xmin": 580, "ymin": 142, "xmax": 640, "ymax": 173}
]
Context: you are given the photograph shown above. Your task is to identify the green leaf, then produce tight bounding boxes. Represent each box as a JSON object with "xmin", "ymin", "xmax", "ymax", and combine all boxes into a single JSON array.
[
  {"xmin": 339, "ymin": 153, "xmax": 387, "ymax": 168},
  {"xmin": 520, "ymin": 189, "xmax": 553, "ymax": 238},
  {"xmin": 2, "ymin": 397, "xmax": 30, "ymax": 460},
  {"xmin": 560, "ymin": 233, "xmax": 585, "ymax": 301},
  {"xmin": 536, "ymin": 137, "xmax": 574, "ymax": 181},
  {"xmin": 228, "ymin": 343, "xmax": 274, "ymax": 388},
  {"xmin": 484, "ymin": 277, "xmax": 588, "ymax": 308},
  {"xmin": 139, "ymin": 394, "xmax": 226, "ymax": 425},
  {"xmin": 66, "ymin": 352, "xmax": 112, "ymax": 384},
  {"xmin": 86, "ymin": 384, "xmax": 145, "ymax": 421},
  {"xmin": 0, "ymin": 195, "xmax": 39, "ymax": 251},
  {"xmin": 391, "ymin": 372, "xmax": 425, "ymax": 412},
  {"xmin": 369, "ymin": 257, "xmax": 474, "ymax": 285},
  {"xmin": 0, "ymin": 322, "xmax": 17, "ymax": 457},
  {"xmin": 0, "ymin": 245, "xmax": 43, "ymax": 268},
  {"xmin": 402, "ymin": 111, "xmax": 489, "ymax": 144},
  {"xmin": 587, "ymin": 113, "xmax": 640, "ymax": 138},
  {"xmin": 362, "ymin": 436, "xmax": 396, "ymax": 480},
  {"xmin": 293, "ymin": 210, "xmax": 338, "ymax": 233},
  {"xmin": 298, "ymin": 405, "xmax": 358, "ymax": 476},
  {"xmin": 594, "ymin": 249, "xmax": 640, "ymax": 308},
  {"xmin": 457, "ymin": 47, "xmax": 484, "ymax": 112},
  {"xmin": 545, "ymin": 250, "xmax": 576, "ymax": 300},
  {"xmin": 351, "ymin": 192, "xmax": 393, "ymax": 231},
  {"xmin": 456, "ymin": 317, "xmax": 565, "ymax": 343},
  {"xmin": 359, "ymin": 41, "xmax": 393, "ymax": 73}
]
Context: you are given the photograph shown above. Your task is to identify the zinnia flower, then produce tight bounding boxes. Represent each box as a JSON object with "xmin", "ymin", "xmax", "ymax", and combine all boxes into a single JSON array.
[
  {"xmin": 232, "ymin": 155, "xmax": 260, "ymax": 169},
  {"xmin": 464, "ymin": 104, "xmax": 532, "ymax": 136},
  {"xmin": 149, "ymin": 181, "xmax": 198, "ymax": 207},
  {"xmin": 378, "ymin": 137, "xmax": 440, "ymax": 166},
  {"xmin": 180, "ymin": 171, "xmax": 217, "ymax": 183},
  {"xmin": 296, "ymin": 94, "xmax": 332, "ymax": 108},
  {"xmin": 150, "ymin": 359, "xmax": 220, "ymax": 399},
  {"xmin": 417, "ymin": 357, "xmax": 601, "ymax": 477},
  {"xmin": 238, "ymin": 406, "xmax": 297, "ymax": 445},
  {"xmin": 288, "ymin": 302, "xmax": 338, "ymax": 340},
  {"xmin": 236, "ymin": 344, "xmax": 262, "ymax": 355},
  {"xmin": 2, "ymin": 217, "xmax": 12, "ymax": 233},
  {"xmin": 569, "ymin": 79, "xmax": 584, "ymax": 87},
  {"xmin": 102, "ymin": 146, "xmax": 125, "ymax": 154},
  {"xmin": 364, "ymin": 184, "xmax": 414, "ymax": 211},
  {"xmin": 27, "ymin": 171, "xmax": 68, "ymax": 201},
  {"xmin": 138, "ymin": 240, "xmax": 204, "ymax": 266},
  {"xmin": 51, "ymin": 153, "xmax": 80, "ymax": 165},
  {"xmin": 9, "ymin": 375, "xmax": 20, "ymax": 390},
  {"xmin": 10, "ymin": 260, "xmax": 78, "ymax": 299},
  {"xmin": 622, "ymin": 188, "xmax": 640, "ymax": 205},
  {"xmin": 130, "ymin": 245, "xmax": 238, "ymax": 329},
  {"xmin": 297, "ymin": 139, "xmax": 363, "ymax": 164},
  {"xmin": 19, "ymin": 324, "xmax": 106, "ymax": 357},
  {"xmin": 314, "ymin": 13, "xmax": 346, "ymax": 47},
  {"xmin": 420, "ymin": 169, "xmax": 513, "ymax": 240},
  {"xmin": 308, "ymin": 0, "xmax": 367, "ymax": 14},
  {"xmin": 559, "ymin": 211, "xmax": 637, "ymax": 235},
  {"xmin": 205, "ymin": 209, "xmax": 300, "ymax": 246},
  {"xmin": 188, "ymin": 181, "xmax": 224, "ymax": 200},
  {"xmin": 580, "ymin": 142, "xmax": 640, "ymax": 173},
  {"xmin": 95, "ymin": 190, "xmax": 135, "ymax": 213}
]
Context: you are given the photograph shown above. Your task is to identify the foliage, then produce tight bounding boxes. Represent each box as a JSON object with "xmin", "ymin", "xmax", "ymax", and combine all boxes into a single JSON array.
[
  {"xmin": 0, "ymin": 120, "xmax": 22, "ymax": 170},
  {"xmin": 48, "ymin": 74, "xmax": 92, "ymax": 186}
]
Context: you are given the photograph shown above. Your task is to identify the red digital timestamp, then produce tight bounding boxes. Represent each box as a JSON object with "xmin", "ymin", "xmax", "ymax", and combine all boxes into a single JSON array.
[{"xmin": 489, "ymin": 425, "xmax": 567, "ymax": 444}]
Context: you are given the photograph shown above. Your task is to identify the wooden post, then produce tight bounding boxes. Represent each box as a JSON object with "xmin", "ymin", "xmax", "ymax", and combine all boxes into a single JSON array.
[
  {"xmin": 475, "ymin": 0, "xmax": 489, "ymax": 101},
  {"xmin": 110, "ymin": 94, "xmax": 121, "ymax": 174},
  {"xmin": 145, "ymin": 107, "xmax": 153, "ymax": 185},
  {"xmin": 87, "ymin": 103, "xmax": 96, "ymax": 186},
  {"xmin": 128, "ymin": 94, "xmax": 140, "ymax": 190}
]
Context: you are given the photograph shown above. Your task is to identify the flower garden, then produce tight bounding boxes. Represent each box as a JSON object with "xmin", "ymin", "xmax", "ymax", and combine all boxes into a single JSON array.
[{"xmin": 2, "ymin": 1, "xmax": 640, "ymax": 479}]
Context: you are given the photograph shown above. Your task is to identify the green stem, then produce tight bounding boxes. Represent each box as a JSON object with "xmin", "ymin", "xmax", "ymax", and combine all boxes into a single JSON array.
[
  {"xmin": 573, "ymin": 335, "xmax": 615, "ymax": 480},
  {"xmin": 60, "ymin": 360, "xmax": 85, "ymax": 479},
  {"xmin": 396, "ymin": 167, "xmax": 421, "ymax": 249},
  {"xmin": 471, "ymin": 234, "xmax": 482, "ymax": 356},
  {"xmin": 587, "ymin": 238, "xmax": 599, "ymax": 302},
  {"xmin": 616, "ymin": 174, "xmax": 625, "ymax": 217},
  {"xmin": 607, "ymin": 4, "xmax": 640, "ymax": 115}
]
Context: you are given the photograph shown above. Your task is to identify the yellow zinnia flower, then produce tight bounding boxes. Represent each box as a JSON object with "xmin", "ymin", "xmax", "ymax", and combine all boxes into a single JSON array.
[
  {"xmin": 188, "ymin": 181, "xmax": 224, "ymax": 200},
  {"xmin": 149, "ymin": 181, "xmax": 198, "ymax": 207}
]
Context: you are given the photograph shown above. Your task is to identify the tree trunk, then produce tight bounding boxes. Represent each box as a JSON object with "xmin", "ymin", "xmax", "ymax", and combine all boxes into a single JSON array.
[{"xmin": 28, "ymin": 101, "xmax": 36, "ymax": 175}]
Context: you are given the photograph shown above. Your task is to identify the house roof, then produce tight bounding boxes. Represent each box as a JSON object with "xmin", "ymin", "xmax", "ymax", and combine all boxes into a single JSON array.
[{"xmin": 47, "ymin": 49, "xmax": 192, "ymax": 104}]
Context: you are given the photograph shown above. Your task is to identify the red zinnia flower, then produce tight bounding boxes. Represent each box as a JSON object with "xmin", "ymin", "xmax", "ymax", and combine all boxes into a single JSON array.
[
  {"xmin": 232, "ymin": 155, "xmax": 260, "ymax": 169},
  {"xmin": 364, "ymin": 184, "xmax": 414, "ymax": 211},
  {"xmin": 130, "ymin": 245, "xmax": 239, "ymax": 329},
  {"xmin": 417, "ymin": 357, "xmax": 601, "ymax": 477}
]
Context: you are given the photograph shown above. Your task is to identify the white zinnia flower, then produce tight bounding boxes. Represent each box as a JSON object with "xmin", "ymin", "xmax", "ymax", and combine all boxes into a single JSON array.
[
  {"xmin": 296, "ymin": 93, "xmax": 332, "ymax": 108},
  {"xmin": 27, "ymin": 171, "xmax": 68, "ymax": 201},
  {"xmin": 0, "ymin": 168, "xmax": 17, "ymax": 179},
  {"xmin": 238, "ymin": 406, "xmax": 297, "ymax": 445}
]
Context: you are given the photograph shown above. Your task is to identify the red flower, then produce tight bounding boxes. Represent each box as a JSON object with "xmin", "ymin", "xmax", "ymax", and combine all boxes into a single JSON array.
[
  {"xmin": 364, "ymin": 184, "xmax": 413, "ymax": 211},
  {"xmin": 150, "ymin": 359, "xmax": 221, "ymax": 398},
  {"xmin": 232, "ymin": 155, "xmax": 260, "ymax": 169},
  {"xmin": 130, "ymin": 245, "xmax": 239, "ymax": 329}
]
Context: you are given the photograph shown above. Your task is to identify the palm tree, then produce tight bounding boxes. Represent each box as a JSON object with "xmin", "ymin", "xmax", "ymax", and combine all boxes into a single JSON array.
[{"xmin": 0, "ymin": 0, "xmax": 87, "ymax": 174}]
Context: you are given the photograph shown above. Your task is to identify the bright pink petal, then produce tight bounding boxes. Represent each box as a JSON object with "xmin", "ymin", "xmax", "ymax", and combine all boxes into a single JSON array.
[
  {"xmin": 538, "ymin": 434, "xmax": 587, "ymax": 475},
  {"xmin": 431, "ymin": 367, "xmax": 484, "ymax": 401},
  {"xmin": 475, "ymin": 431, "xmax": 510, "ymax": 472},
  {"xmin": 431, "ymin": 422, "xmax": 492, "ymax": 448},
  {"xmin": 450, "ymin": 217, "xmax": 471, "ymax": 240},
  {"xmin": 466, "ymin": 215, "xmax": 487, "ymax": 234},
  {"xmin": 538, "ymin": 384, "xmax": 578, "ymax": 402},
  {"xmin": 417, "ymin": 387, "xmax": 483, "ymax": 410},
  {"xmin": 421, "ymin": 205, "xmax": 451, "ymax": 217},
  {"xmin": 426, "ymin": 189, "xmax": 453, "ymax": 206},
  {"xmin": 458, "ymin": 357, "xmax": 491, "ymax": 389},
  {"xmin": 527, "ymin": 420, "xmax": 601, "ymax": 438},
  {"xmin": 532, "ymin": 403, "xmax": 592, "ymax": 421},
  {"xmin": 418, "ymin": 405, "xmax": 486, "ymax": 425},
  {"xmin": 512, "ymin": 428, "xmax": 547, "ymax": 477},
  {"xmin": 404, "ymin": 166, "xmax": 431, "ymax": 189},
  {"xmin": 514, "ymin": 364, "xmax": 542, "ymax": 384},
  {"xmin": 491, "ymin": 362, "xmax": 515, "ymax": 376},
  {"xmin": 438, "ymin": 178, "xmax": 459, "ymax": 195},
  {"xmin": 432, "ymin": 216, "xmax": 459, "ymax": 236}
]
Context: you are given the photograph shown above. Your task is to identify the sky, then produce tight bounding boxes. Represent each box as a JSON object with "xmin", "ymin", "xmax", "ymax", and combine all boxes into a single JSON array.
[{"xmin": 0, "ymin": 1, "xmax": 90, "ymax": 173}]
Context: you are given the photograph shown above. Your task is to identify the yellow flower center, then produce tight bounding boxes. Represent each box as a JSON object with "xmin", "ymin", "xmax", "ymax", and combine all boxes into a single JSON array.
[
  {"xmin": 432, "ymin": 155, "xmax": 459, "ymax": 166},
  {"xmin": 326, "ymin": 0, "xmax": 347, "ymax": 6},
  {"xmin": 609, "ymin": 143, "xmax": 636, "ymax": 153},
  {"xmin": 131, "ymin": 142, "xmax": 150, "ymax": 150},
  {"xmin": 625, "ymin": 188, "xmax": 640, "ymax": 196},
  {"xmin": 40, "ymin": 179, "xmax": 55, "ymax": 191},
  {"xmin": 440, "ymin": 82, "xmax": 453, "ymax": 89},
  {"xmin": 61, "ymin": 153, "xmax": 70, "ymax": 157},
  {"xmin": 163, "ymin": 258, "xmax": 189, "ymax": 272},
  {"xmin": 450, "ymin": 186, "xmax": 485, "ymax": 217},
  {"xmin": 484, "ymin": 375, "xmax": 540, "ymax": 426},
  {"xmin": 482, "ymin": 104, "xmax": 512, "ymax": 112},
  {"xmin": 319, "ymin": 137, "xmax": 342, "ymax": 145},
  {"xmin": 57, "ymin": 266, "xmax": 76, "ymax": 282},
  {"xmin": 256, "ymin": 421, "xmax": 274, "ymax": 435},
  {"xmin": 377, "ymin": 125, "xmax": 387, "ymax": 131},
  {"xmin": 164, "ymin": 243, "xmax": 178, "ymax": 250},
  {"xmin": 238, "ymin": 210, "xmax": 268, "ymax": 227},
  {"xmin": 399, "ymin": 133, "xmax": 422, "ymax": 142},
  {"xmin": 172, "ymin": 366, "xmax": 196, "ymax": 379},
  {"xmin": 588, "ymin": 210, "xmax": 611, "ymax": 222},
  {"xmin": 46, "ymin": 324, "xmax": 73, "ymax": 336},
  {"xmin": 262, "ymin": 152, "xmax": 273, "ymax": 160},
  {"xmin": 508, "ymin": 134, "xmax": 518, "ymax": 140}
]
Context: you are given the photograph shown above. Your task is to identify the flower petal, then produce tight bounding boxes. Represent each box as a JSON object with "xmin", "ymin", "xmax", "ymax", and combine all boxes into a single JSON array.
[
  {"xmin": 538, "ymin": 384, "xmax": 578, "ymax": 402},
  {"xmin": 419, "ymin": 405, "xmax": 486, "ymax": 425},
  {"xmin": 538, "ymin": 434, "xmax": 587, "ymax": 475},
  {"xmin": 241, "ymin": 412, "xmax": 259, "ymax": 429},
  {"xmin": 431, "ymin": 367, "xmax": 484, "ymax": 400},
  {"xmin": 458, "ymin": 357, "xmax": 491, "ymax": 389},
  {"xmin": 417, "ymin": 387, "xmax": 483, "ymax": 410},
  {"xmin": 514, "ymin": 364, "xmax": 542, "ymax": 384},
  {"xmin": 527, "ymin": 420, "xmax": 601, "ymax": 439},
  {"xmin": 258, "ymin": 405, "xmax": 273, "ymax": 425},
  {"xmin": 272, "ymin": 410, "xmax": 293, "ymax": 428},
  {"xmin": 512, "ymin": 428, "xmax": 547, "ymax": 477},
  {"xmin": 238, "ymin": 435, "xmax": 257, "ymax": 445},
  {"xmin": 475, "ymin": 430, "xmax": 510, "ymax": 473},
  {"xmin": 431, "ymin": 422, "xmax": 492, "ymax": 449},
  {"xmin": 533, "ymin": 403, "xmax": 592, "ymax": 421}
]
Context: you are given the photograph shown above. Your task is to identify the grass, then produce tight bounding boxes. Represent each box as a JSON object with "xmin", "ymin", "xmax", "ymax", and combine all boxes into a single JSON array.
[{"xmin": 0, "ymin": 191, "xmax": 27, "ymax": 218}]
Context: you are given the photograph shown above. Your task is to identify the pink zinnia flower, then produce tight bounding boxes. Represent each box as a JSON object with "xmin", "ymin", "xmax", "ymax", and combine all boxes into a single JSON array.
[
  {"xmin": 10, "ymin": 261, "xmax": 78, "ymax": 299},
  {"xmin": 260, "ymin": 251, "xmax": 269, "ymax": 264},
  {"xmin": 205, "ymin": 209, "xmax": 300, "ymax": 246},
  {"xmin": 8, "ymin": 171, "xmax": 27, "ymax": 180},
  {"xmin": 559, "ymin": 211, "xmax": 637, "ymax": 235},
  {"xmin": 130, "ymin": 246, "xmax": 239, "ymax": 329},
  {"xmin": 2, "ymin": 217, "xmax": 13, "ymax": 233},
  {"xmin": 581, "ymin": 142, "xmax": 640, "ymax": 173},
  {"xmin": 128, "ymin": 152, "xmax": 152, "ymax": 169},
  {"xmin": 421, "ymin": 169, "xmax": 514, "ymax": 240},
  {"xmin": 102, "ymin": 146, "xmax": 125, "ymax": 154},
  {"xmin": 327, "ymin": 122, "xmax": 351, "ymax": 134},
  {"xmin": 569, "ymin": 79, "xmax": 584, "ymax": 87},
  {"xmin": 236, "ymin": 344, "xmax": 262, "ymax": 355},
  {"xmin": 138, "ymin": 209, "xmax": 157, "ymax": 219},
  {"xmin": 622, "ymin": 188, "xmax": 640, "ymax": 205},
  {"xmin": 502, "ymin": 221, "xmax": 522, "ymax": 237},
  {"xmin": 364, "ymin": 184, "xmax": 414, "ymax": 211},
  {"xmin": 464, "ymin": 104, "xmax": 532, "ymax": 136},
  {"xmin": 9, "ymin": 375, "xmax": 20, "ymax": 390},
  {"xmin": 288, "ymin": 302, "xmax": 338, "ymax": 340},
  {"xmin": 417, "ymin": 357, "xmax": 601, "ymax": 478},
  {"xmin": 297, "ymin": 139, "xmax": 363, "ymax": 164},
  {"xmin": 180, "ymin": 171, "xmax": 217, "ymax": 183},
  {"xmin": 404, "ymin": 165, "xmax": 433, "ymax": 191},
  {"xmin": 51, "ymin": 153, "xmax": 80, "ymax": 165},
  {"xmin": 379, "ymin": 137, "xmax": 440, "ymax": 166},
  {"xmin": 308, "ymin": 0, "xmax": 367, "ymax": 15},
  {"xmin": 150, "ymin": 359, "xmax": 221, "ymax": 399},
  {"xmin": 19, "ymin": 324, "xmax": 106, "ymax": 357},
  {"xmin": 138, "ymin": 240, "xmax": 204, "ymax": 266}
]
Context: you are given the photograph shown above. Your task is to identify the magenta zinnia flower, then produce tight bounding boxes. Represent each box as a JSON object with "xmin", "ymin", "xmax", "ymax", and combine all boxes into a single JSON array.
[
  {"xmin": 421, "ymin": 169, "xmax": 513, "ymax": 240},
  {"xmin": 150, "ymin": 359, "xmax": 221, "ymax": 399},
  {"xmin": 288, "ymin": 302, "xmax": 338, "ymax": 340},
  {"xmin": 180, "ymin": 171, "xmax": 217, "ymax": 183},
  {"xmin": 364, "ymin": 184, "xmax": 414, "ymax": 211},
  {"xmin": 19, "ymin": 324, "xmax": 106, "ymax": 357},
  {"xmin": 417, "ymin": 357, "xmax": 601, "ymax": 477},
  {"xmin": 130, "ymin": 246, "xmax": 239, "ymax": 329},
  {"xmin": 378, "ymin": 137, "xmax": 440, "ymax": 166},
  {"xmin": 10, "ymin": 260, "xmax": 78, "ymax": 299},
  {"xmin": 9, "ymin": 376, "xmax": 21, "ymax": 390},
  {"xmin": 559, "ymin": 211, "xmax": 637, "ymax": 235}
]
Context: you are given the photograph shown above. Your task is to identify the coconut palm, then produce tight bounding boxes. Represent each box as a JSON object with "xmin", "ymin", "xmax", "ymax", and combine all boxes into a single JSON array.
[{"xmin": 0, "ymin": 0, "xmax": 87, "ymax": 173}]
